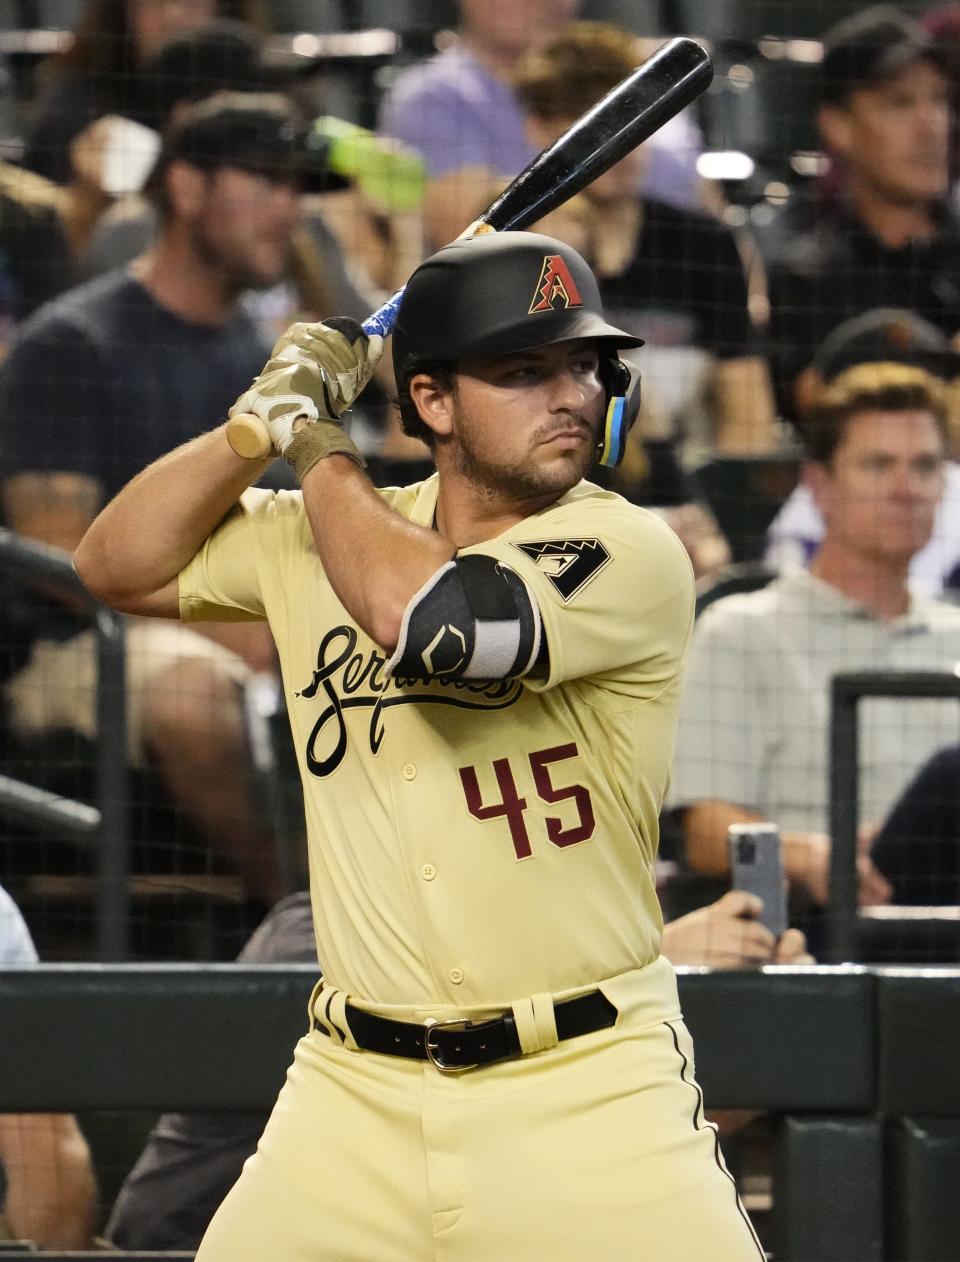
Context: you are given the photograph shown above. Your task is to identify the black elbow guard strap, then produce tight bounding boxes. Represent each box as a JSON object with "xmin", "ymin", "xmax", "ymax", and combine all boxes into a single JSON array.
[{"xmin": 386, "ymin": 554, "xmax": 542, "ymax": 682}]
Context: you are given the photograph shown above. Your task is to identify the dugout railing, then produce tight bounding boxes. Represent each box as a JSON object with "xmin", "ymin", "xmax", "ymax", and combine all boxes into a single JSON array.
[
  {"xmin": 0, "ymin": 528, "xmax": 130, "ymax": 961},
  {"xmin": 1, "ymin": 964, "xmax": 959, "ymax": 1260},
  {"xmin": 826, "ymin": 670, "xmax": 960, "ymax": 966}
]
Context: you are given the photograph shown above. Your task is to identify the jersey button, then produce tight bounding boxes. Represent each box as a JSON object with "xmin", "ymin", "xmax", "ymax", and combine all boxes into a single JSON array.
[
  {"xmin": 402, "ymin": 763, "xmax": 417, "ymax": 780},
  {"xmin": 448, "ymin": 968, "xmax": 464, "ymax": 985},
  {"xmin": 420, "ymin": 863, "xmax": 437, "ymax": 881}
]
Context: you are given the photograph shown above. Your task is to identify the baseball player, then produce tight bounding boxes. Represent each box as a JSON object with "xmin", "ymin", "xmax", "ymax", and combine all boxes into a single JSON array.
[{"xmin": 75, "ymin": 231, "xmax": 764, "ymax": 1261}]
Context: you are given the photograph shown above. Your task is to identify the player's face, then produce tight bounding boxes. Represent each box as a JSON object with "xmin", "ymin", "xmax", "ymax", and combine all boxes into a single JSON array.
[
  {"xmin": 810, "ymin": 408, "xmax": 946, "ymax": 566},
  {"xmin": 191, "ymin": 167, "xmax": 302, "ymax": 292},
  {"xmin": 445, "ymin": 339, "xmax": 606, "ymax": 502},
  {"xmin": 820, "ymin": 60, "xmax": 950, "ymax": 206}
]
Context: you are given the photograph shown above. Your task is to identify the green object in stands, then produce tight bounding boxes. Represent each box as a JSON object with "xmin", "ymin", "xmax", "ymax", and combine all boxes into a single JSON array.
[{"xmin": 315, "ymin": 116, "xmax": 427, "ymax": 212}]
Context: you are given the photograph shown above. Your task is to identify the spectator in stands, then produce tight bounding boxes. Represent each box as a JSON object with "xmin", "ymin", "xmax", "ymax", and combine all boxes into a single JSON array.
[
  {"xmin": 870, "ymin": 741, "xmax": 960, "ymax": 903},
  {"xmin": 377, "ymin": 0, "xmax": 704, "ymax": 252},
  {"xmin": 515, "ymin": 23, "xmax": 779, "ymax": 469},
  {"xmin": 78, "ymin": 20, "xmax": 425, "ymax": 462},
  {"xmin": 0, "ymin": 93, "xmax": 332, "ymax": 901},
  {"xmin": 764, "ymin": 6, "xmax": 959, "ymax": 421},
  {"xmin": 766, "ymin": 307, "xmax": 960, "ymax": 596},
  {"xmin": 79, "ymin": 21, "xmax": 368, "ymax": 324},
  {"xmin": 104, "ymin": 888, "xmax": 810, "ymax": 1248},
  {"xmin": 21, "ymin": 0, "xmax": 266, "ymax": 186},
  {"xmin": 669, "ymin": 362, "xmax": 960, "ymax": 912},
  {"xmin": 0, "ymin": 883, "xmax": 97, "ymax": 1247},
  {"xmin": 0, "ymin": 163, "xmax": 76, "ymax": 355},
  {"xmin": 20, "ymin": 0, "xmax": 268, "ymax": 258},
  {"xmin": 921, "ymin": 4, "xmax": 960, "ymax": 191}
]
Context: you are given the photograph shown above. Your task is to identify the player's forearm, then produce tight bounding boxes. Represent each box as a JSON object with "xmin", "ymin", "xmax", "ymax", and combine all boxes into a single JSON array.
[
  {"xmin": 301, "ymin": 455, "xmax": 455, "ymax": 651},
  {"xmin": 74, "ymin": 426, "xmax": 271, "ymax": 613}
]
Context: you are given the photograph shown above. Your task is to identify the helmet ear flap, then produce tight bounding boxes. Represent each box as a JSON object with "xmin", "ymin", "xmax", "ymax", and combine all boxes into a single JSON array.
[{"xmin": 596, "ymin": 358, "xmax": 641, "ymax": 468}]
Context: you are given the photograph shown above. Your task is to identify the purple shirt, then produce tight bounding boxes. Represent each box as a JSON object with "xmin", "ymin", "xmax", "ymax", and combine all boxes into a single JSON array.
[
  {"xmin": 379, "ymin": 44, "xmax": 702, "ymax": 209},
  {"xmin": 379, "ymin": 45, "xmax": 535, "ymax": 178}
]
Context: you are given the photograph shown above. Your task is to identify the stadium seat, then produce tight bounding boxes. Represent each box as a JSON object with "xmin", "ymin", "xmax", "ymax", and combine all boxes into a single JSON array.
[
  {"xmin": 674, "ymin": 0, "xmax": 894, "ymax": 46},
  {"xmin": 692, "ymin": 453, "xmax": 801, "ymax": 563},
  {"xmin": 351, "ymin": 0, "xmax": 458, "ymax": 35},
  {"xmin": 18, "ymin": 0, "xmax": 82, "ymax": 28},
  {"xmin": 580, "ymin": 0, "xmax": 673, "ymax": 38},
  {"xmin": 699, "ymin": 52, "xmax": 821, "ymax": 181},
  {"xmin": 267, "ymin": 0, "xmax": 344, "ymax": 34},
  {"xmin": 693, "ymin": 559, "xmax": 775, "ymax": 619}
]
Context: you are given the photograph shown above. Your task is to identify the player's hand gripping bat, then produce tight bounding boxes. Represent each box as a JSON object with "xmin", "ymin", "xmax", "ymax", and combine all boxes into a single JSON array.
[{"xmin": 225, "ymin": 36, "xmax": 713, "ymax": 460}]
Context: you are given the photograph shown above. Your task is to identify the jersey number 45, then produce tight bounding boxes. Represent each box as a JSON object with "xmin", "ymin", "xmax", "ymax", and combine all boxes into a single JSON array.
[{"xmin": 459, "ymin": 742, "xmax": 595, "ymax": 860}]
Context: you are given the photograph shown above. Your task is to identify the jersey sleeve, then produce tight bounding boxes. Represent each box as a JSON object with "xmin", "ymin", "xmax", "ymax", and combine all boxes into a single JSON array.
[
  {"xmin": 463, "ymin": 493, "xmax": 694, "ymax": 698},
  {"xmin": 178, "ymin": 488, "xmax": 276, "ymax": 623}
]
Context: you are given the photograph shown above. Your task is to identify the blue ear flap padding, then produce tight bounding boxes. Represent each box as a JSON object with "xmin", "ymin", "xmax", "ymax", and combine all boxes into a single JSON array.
[
  {"xmin": 596, "ymin": 355, "xmax": 641, "ymax": 467},
  {"xmin": 597, "ymin": 394, "xmax": 628, "ymax": 467}
]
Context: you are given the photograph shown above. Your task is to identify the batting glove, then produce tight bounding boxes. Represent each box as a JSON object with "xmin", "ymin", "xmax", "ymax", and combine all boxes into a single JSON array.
[{"xmin": 229, "ymin": 317, "xmax": 384, "ymax": 465}]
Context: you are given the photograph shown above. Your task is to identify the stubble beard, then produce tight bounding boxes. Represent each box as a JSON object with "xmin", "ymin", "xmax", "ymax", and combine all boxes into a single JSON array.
[
  {"xmin": 190, "ymin": 221, "xmax": 281, "ymax": 301},
  {"xmin": 450, "ymin": 400, "xmax": 596, "ymax": 508}
]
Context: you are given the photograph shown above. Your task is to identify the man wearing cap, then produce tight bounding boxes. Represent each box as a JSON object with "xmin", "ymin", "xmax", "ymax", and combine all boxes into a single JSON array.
[
  {"xmin": 763, "ymin": 4, "xmax": 960, "ymax": 419},
  {"xmin": 765, "ymin": 307, "xmax": 960, "ymax": 595},
  {"xmin": 0, "ymin": 91, "xmax": 333, "ymax": 901},
  {"xmin": 74, "ymin": 230, "xmax": 767, "ymax": 1260},
  {"xmin": 80, "ymin": 19, "xmax": 383, "ymax": 336}
]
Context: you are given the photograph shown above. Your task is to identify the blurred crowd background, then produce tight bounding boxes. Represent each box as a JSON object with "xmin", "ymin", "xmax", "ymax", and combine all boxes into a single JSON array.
[
  {"xmin": 2, "ymin": 0, "xmax": 960, "ymax": 1252},
  {"xmin": 0, "ymin": 0, "xmax": 956, "ymax": 962}
]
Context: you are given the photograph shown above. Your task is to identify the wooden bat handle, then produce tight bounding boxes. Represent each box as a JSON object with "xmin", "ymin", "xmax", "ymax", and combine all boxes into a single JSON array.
[{"xmin": 226, "ymin": 412, "xmax": 273, "ymax": 460}]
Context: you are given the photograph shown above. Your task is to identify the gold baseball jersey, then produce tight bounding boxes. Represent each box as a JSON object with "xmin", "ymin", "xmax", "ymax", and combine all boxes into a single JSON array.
[{"xmin": 179, "ymin": 474, "xmax": 694, "ymax": 1010}]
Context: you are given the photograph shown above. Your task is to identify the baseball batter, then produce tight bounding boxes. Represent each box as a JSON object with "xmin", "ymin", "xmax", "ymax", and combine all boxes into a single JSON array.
[{"xmin": 75, "ymin": 232, "xmax": 764, "ymax": 1260}]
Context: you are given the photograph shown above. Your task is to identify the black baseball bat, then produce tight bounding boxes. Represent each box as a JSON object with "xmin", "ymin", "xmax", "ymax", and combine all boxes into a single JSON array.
[{"xmin": 226, "ymin": 37, "xmax": 713, "ymax": 458}]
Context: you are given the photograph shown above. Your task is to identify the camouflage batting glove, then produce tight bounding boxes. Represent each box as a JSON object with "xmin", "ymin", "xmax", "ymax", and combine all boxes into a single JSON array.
[{"xmin": 229, "ymin": 317, "xmax": 383, "ymax": 478}]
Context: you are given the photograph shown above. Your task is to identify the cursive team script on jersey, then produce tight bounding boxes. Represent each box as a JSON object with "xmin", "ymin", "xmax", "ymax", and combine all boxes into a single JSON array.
[{"xmin": 296, "ymin": 625, "xmax": 523, "ymax": 777}]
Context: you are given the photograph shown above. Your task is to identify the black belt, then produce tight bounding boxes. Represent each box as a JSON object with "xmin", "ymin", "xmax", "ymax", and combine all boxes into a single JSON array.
[{"xmin": 314, "ymin": 989, "xmax": 618, "ymax": 1073}]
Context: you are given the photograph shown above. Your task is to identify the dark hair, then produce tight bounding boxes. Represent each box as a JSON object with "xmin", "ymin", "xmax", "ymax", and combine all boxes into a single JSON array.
[
  {"xmin": 820, "ymin": 4, "xmax": 948, "ymax": 107},
  {"xmin": 803, "ymin": 362, "xmax": 950, "ymax": 462},
  {"xmin": 394, "ymin": 357, "xmax": 456, "ymax": 447},
  {"xmin": 514, "ymin": 21, "xmax": 639, "ymax": 120},
  {"xmin": 54, "ymin": 0, "xmax": 268, "ymax": 78}
]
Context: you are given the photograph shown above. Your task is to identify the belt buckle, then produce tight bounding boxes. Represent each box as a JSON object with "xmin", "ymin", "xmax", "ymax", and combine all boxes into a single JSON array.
[{"xmin": 423, "ymin": 1018, "xmax": 478, "ymax": 1073}]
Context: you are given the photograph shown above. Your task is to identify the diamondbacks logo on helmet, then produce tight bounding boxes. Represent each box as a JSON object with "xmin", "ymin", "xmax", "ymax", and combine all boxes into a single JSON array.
[{"xmin": 528, "ymin": 255, "xmax": 584, "ymax": 315}]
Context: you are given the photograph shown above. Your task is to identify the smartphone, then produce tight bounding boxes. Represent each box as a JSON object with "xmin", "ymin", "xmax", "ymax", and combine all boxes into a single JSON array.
[{"xmin": 727, "ymin": 823, "xmax": 788, "ymax": 938}]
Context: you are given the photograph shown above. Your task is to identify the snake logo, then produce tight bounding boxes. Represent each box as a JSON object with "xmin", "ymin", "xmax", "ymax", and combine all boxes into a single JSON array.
[
  {"xmin": 512, "ymin": 538, "xmax": 611, "ymax": 601},
  {"xmin": 528, "ymin": 255, "xmax": 584, "ymax": 314}
]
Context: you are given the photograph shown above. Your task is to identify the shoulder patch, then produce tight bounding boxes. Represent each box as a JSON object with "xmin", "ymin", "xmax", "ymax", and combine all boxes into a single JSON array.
[{"xmin": 512, "ymin": 538, "xmax": 610, "ymax": 602}]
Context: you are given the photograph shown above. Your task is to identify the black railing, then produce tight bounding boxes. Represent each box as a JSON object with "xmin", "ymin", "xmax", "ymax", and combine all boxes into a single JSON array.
[
  {"xmin": 827, "ymin": 669, "xmax": 960, "ymax": 964},
  {"xmin": 0, "ymin": 528, "xmax": 129, "ymax": 959}
]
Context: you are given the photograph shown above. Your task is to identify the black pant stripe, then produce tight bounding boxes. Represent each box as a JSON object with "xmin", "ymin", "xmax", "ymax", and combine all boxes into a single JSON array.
[{"xmin": 664, "ymin": 1020, "xmax": 767, "ymax": 1261}]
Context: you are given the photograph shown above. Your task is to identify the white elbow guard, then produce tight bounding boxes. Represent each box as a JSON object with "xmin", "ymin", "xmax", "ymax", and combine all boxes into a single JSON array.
[{"xmin": 386, "ymin": 554, "xmax": 542, "ymax": 682}]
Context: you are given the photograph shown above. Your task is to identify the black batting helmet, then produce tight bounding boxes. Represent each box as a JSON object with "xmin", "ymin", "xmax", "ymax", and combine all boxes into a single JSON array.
[{"xmin": 392, "ymin": 231, "xmax": 643, "ymax": 466}]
